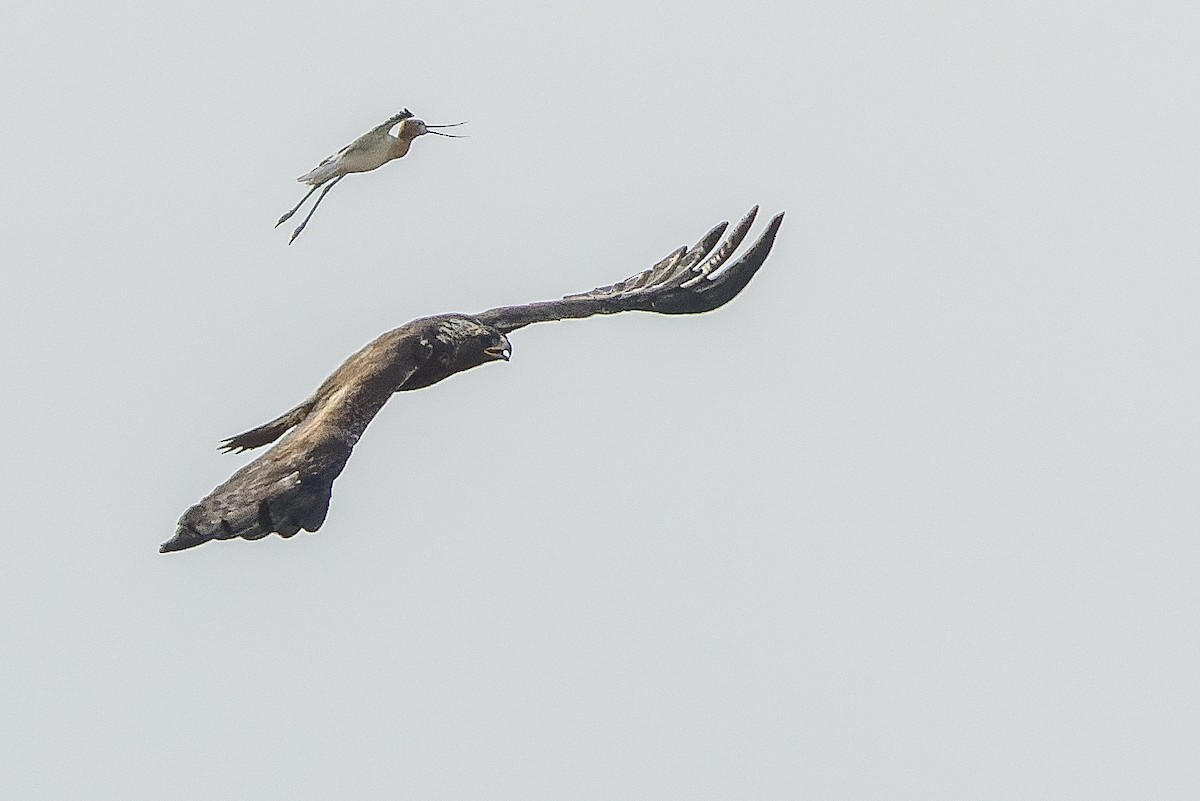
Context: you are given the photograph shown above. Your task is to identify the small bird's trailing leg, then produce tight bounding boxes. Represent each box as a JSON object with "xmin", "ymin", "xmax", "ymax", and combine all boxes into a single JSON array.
[
  {"xmin": 289, "ymin": 176, "xmax": 344, "ymax": 244},
  {"xmin": 276, "ymin": 184, "xmax": 321, "ymax": 228}
]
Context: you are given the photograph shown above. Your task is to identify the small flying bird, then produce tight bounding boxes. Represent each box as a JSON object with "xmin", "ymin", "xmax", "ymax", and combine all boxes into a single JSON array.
[
  {"xmin": 276, "ymin": 109, "xmax": 466, "ymax": 244},
  {"xmin": 162, "ymin": 207, "xmax": 784, "ymax": 553}
]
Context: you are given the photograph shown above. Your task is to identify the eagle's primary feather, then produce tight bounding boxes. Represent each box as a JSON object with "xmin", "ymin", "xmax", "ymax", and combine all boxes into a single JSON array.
[{"xmin": 162, "ymin": 207, "xmax": 784, "ymax": 552}]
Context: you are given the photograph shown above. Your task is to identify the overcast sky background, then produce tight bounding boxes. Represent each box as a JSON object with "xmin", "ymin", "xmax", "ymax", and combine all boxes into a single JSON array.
[{"xmin": 1, "ymin": 1, "xmax": 1197, "ymax": 798}]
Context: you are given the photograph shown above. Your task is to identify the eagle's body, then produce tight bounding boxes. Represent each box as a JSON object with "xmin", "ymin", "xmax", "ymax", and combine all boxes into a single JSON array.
[{"xmin": 163, "ymin": 207, "xmax": 784, "ymax": 553}]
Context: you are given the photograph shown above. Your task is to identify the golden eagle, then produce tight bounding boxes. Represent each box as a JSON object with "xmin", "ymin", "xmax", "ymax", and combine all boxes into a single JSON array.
[{"xmin": 162, "ymin": 206, "xmax": 784, "ymax": 552}]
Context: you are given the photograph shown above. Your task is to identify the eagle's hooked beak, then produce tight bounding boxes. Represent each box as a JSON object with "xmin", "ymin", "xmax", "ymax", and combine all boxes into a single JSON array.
[{"xmin": 484, "ymin": 344, "xmax": 511, "ymax": 362}]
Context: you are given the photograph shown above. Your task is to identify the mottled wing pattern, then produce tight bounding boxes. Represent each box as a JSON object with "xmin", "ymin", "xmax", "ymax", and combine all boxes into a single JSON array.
[
  {"xmin": 162, "ymin": 358, "xmax": 424, "ymax": 553},
  {"xmin": 163, "ymin": 432, "xmax": 351, "ymax": 552},
  {"xmin": 474, "ymin": 206, "xmax": 784, "ymax": 334}
]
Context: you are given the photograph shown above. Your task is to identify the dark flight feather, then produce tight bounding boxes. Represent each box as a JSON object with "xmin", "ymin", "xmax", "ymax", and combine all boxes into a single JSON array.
[
  {"xmin": 475, "ymin": 206, "xmax": 783, "ymax": 333},
  {"xmin": 162, "ymin": 207, "xmax": 784, "ymax": 552}
]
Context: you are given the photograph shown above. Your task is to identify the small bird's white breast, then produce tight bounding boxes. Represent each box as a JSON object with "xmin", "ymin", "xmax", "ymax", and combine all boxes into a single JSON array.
[{"xmin": 337, "ymin": 142, "xmax": 395, "ymax": 174}]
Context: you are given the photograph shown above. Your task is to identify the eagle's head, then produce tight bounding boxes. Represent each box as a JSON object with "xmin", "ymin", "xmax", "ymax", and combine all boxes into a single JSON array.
[{"xmin": 435, "ymin": 316, "xmax": 511, "ymax": 367}]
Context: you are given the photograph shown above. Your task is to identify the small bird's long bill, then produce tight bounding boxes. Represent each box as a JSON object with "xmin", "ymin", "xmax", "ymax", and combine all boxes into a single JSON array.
[{"xmin": 427, "ymin": 121, "xmax": 468, "ymax": 138}]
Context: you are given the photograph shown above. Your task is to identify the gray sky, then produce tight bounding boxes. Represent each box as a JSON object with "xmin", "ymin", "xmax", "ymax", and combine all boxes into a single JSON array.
[{"xmin": 2, "ymin": 1, "xmax": 1198, "ymax": 797}]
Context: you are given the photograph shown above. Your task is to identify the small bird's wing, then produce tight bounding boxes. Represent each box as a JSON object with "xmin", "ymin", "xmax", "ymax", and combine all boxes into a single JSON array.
[
  {"xmin": 339, "ymin": 108, "xmax": 416, "ymax": 155},
  {"xmin": 474, "ymin": 206, "xmax": 784, "ymax": 334},
  {"xmin": 367, "ymin": 108, "xmax": 414, "ymax": 136},
  {"xmin": 297, "ymin": 110, "xmax": 415, "ymax": 182}
]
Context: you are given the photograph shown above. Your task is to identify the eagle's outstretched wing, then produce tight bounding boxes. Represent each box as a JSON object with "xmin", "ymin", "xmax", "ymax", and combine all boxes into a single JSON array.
[
  {"xmin": 474, "ymin": 206, "xmax": 784, "ymax": 334},
  {"xmin": 165, "ymin": 423, "xmax": 353, "ymax": 553},
  {"xmin": 162, "ymin": 372, "xmax": 419, "ymax": 553},
  {"xmin": 161, "ymin": 329, "xmax": 435, "ymax": 553}
]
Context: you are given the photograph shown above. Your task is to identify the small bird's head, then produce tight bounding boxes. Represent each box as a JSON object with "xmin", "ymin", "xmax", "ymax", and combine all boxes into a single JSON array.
[{"xmin": 400, "ymin": 118, "xmax": 468, "ymax": 139}]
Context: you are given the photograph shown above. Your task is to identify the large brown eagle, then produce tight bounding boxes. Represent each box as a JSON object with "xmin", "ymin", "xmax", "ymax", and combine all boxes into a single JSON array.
[{"xmin": 162, "ymin": 206, "xmax": 784, "ymax": 552}]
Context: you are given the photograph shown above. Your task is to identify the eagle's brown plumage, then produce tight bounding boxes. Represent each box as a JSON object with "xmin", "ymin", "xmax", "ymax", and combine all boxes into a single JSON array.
[{"xmin": 162, "ymin": 206, "xmax": 784, "ymax": 553}]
